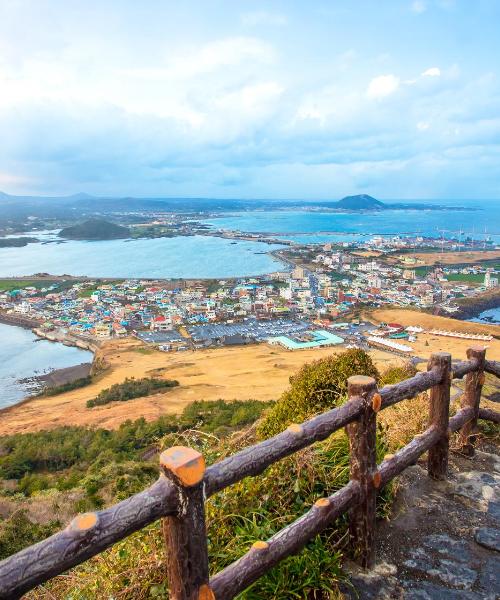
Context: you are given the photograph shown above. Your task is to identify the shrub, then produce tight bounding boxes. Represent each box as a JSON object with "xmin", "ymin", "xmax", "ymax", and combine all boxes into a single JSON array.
[
  {"xmin": 258, "ymin": 349, "xmax": 379, "ymax": 438},
  {"xmin": 87, "ymin": 377, "xmax": 179, "ymax": 407},
  {"xmin": 40, "ymin": 376, "xmax": 92, "ymax": 397},
  {"xmin": 0, "ymin": 510, "xmax": 60, "ymax": 560}
]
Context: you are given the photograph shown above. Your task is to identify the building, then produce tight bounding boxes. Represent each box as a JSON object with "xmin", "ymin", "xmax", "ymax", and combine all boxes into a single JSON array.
[{"xmin": 485, "ymin": 270, "xmax": 498, "ymax": 288}]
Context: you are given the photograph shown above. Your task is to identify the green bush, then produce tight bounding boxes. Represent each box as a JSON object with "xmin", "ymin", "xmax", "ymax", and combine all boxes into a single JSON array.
[
  {"xmin": 41, "ymin": 376, "xmax": 92, "ymax": 397},
  {"xmin": 87, "ymin": 377, "xmax": 179, "ymax": 407},
  {"xmin": 379, "ymin": 362, "xmax": 417, "ymax": 387},
  {"xmin": 0, "ymin": 510, "xmax": 60, "ymax": 560},
  {"xmin": 258, "ymin": 349, "xmax": 379, "ymax": 438}
]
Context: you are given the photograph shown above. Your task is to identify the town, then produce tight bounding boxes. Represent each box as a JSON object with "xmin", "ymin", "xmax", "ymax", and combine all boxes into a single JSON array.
[{"xmin": 1, "ymin": 234, "xmax": 498, "ymax": 356}]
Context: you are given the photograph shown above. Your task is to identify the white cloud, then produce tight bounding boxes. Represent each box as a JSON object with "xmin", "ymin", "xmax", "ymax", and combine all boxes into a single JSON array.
[
  {"xmin": 411, "ymin": 1, "xmax": 427, "ymax": 13},
  {"xmin": 417, "ymin": 121, "xmax": 430, "ymax": 130},
  {"xmin": 367, "ymin": 75, "xmax": 400, "ymax": 99},
  {"xmin": 422, "ymin": 67, "xmax": 441, "ymax": 77},
  {"xmin": 241, "ymin": 11, "xmax": 287, "ymax": 27},
  {"xmin": 166, "ymin": 37, "xmax": 275, "ymax": 79}
]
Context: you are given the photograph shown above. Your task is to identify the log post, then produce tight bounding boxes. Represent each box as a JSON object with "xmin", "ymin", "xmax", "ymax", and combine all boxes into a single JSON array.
[
  {"xmin": 458, "ymin": 346, "xmax": 486, "ymax": 456},
  {"xmin": 346, "ymin": 375, "xmax": 377, "ymax": 568},
  {"xmin": 160, "ymin": 446, "xmax": 212, "ymax": 600},
  {"xmin": 427, "ymin": 352, "xmax": 452, "ymax": 480}
]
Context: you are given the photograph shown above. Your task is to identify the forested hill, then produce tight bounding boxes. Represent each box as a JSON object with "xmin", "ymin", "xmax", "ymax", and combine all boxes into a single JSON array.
[{"xmin": 58, "ymin": 219, "xmax": 130, "ymax": 240}]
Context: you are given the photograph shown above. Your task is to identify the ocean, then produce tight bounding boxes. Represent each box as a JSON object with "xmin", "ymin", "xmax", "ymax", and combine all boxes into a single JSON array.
[
  {"xmin": 0, "ymin": 323, "xmax": 92, "ymax": 409},
  {"xmin": 0, "ymin": 234, "xmax": 285, "ymax": 279},
  {"xmin": 205, "ymin": 199, "xmax": 500, "ymax": 244}
]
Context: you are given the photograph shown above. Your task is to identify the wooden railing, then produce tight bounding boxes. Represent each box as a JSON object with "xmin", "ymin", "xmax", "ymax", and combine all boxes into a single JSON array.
[{"xmin": 0, "ymin": 347, "xmax": 499, "ymax": 599}]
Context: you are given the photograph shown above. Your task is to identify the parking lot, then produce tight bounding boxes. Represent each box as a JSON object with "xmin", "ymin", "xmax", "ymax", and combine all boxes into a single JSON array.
[{"xmin": 188, "ymin": 318, "xmax": 310, "ymax": 342}]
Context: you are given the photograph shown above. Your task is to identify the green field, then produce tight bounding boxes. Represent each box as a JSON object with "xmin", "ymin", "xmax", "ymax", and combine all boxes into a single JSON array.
[
  {"xmin": 445, "ymin": 273, "xmax": 485, "ymax": 283},
  {"xmin": 0, "ymin": 279, "xmax": 58, "ymax": 292}
]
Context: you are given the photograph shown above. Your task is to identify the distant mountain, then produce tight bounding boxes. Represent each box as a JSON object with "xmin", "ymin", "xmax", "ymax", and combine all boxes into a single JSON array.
[
  {"xmin": 336, "ymin": 195, "xmax": 385, "ymax": 210},
  {"xmin": 58, "ymin": 219, "xmax": 130, "ymax": 240}
]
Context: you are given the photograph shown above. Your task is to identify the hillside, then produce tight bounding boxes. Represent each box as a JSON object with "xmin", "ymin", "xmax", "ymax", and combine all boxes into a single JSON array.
[
  {"xmin": 58, "ymin": 219, "xmax": 130, "ymax": 240},
  {"xmin": 336, "ymin": 194, "xmax": 385, "ymax": 210}
]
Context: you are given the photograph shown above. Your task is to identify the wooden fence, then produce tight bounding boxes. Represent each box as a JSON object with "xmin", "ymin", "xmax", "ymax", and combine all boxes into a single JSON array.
[{"xmin": 1, "ymin": 347, "xmax": 499, "ymax": 599}]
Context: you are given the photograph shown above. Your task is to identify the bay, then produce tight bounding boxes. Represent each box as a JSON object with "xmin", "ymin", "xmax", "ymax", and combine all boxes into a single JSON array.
[
  {"xmin": 0, "ymin": 235, "xmax": 285, "ymax": 279},
  {"xmin": 0, "ymin": 323, "xmax": 92, "ymax": 409}
]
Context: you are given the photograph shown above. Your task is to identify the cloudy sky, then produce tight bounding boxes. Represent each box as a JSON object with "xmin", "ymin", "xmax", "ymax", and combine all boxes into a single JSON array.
[{"xmin": 1, "ymin": 0, "xmax": 499, "ymax": 199}]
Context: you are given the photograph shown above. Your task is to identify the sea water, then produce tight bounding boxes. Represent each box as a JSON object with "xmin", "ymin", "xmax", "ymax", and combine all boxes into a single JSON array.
[{"xmin": 0, "ymin": 323, "xmax": 92, "ymax": 408}]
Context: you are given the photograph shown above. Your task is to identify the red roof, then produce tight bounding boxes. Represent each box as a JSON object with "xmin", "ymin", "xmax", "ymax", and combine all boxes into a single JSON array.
[{"xmin": 154, "ymin": 315, "xmax": 167, "ymax": 322}]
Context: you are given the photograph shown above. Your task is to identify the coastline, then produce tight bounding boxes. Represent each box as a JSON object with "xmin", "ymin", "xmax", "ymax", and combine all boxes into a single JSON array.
[{"xmin": 0, "ymin": 317, "xmax": 96, "ymax": 408}]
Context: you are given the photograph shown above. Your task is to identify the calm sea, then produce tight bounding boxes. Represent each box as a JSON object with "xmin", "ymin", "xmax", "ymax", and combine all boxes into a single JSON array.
[
  {"xmin": 0, "ymin": 234, "xmax": 285, "ymax": 278},
  {"xmin": 0, "ymin": 323, "xmax": 92, "ymax": 409},
  {"xmin": 205, "ymin": 199, "xmax": 500, "ymax": 244}
]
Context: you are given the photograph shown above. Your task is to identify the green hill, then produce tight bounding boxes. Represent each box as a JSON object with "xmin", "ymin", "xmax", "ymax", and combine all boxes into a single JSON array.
[
  {"xmin": 337, "ymin": 194, "xmax": 385, "ymax": 210},
  {"xmin": 58, "ymin": 219, "xmax": 130, "ymax": 240}
]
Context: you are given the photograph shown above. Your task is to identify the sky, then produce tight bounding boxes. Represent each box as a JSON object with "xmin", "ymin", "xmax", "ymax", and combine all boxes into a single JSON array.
[{"xmin": 1, "ymin": 0, "xmax": 500, "ymax": 200}]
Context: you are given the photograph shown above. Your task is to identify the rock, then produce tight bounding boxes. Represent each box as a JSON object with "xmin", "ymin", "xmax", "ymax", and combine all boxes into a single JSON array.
[
  {"xmin": 403, "ymin": 580, "xmax": 481, "ymax": 599},
  {"xmin": 478, "ymin": 556, "xmax": 500, "ymax": 598},
  {"xmin": 422, "ymin": 534, "xmax": 472, "ymax": 562},
  {"xmin": 404, "ymin": 549, "xmax": 477, "ymax": 590},
  {"xmin": 474, "ymin": 527, "xmax": 500, "ymax": 552},
  {"xmin": 487, "ymin": 501, "xmax": 500, "ymax": 525}
]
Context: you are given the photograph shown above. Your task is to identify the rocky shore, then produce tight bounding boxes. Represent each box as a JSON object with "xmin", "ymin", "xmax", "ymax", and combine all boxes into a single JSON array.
[{"xmin": 455, "ymin": 289, "xmax": 500, "ymax": 321}]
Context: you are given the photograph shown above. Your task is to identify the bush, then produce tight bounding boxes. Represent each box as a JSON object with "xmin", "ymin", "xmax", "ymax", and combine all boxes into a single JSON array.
[
  {"xmin": 87, "ymin": 377, "xmax": 179, "ymax": 407},
  {"xmin": 379, "ymin": 362, "xmax": 417, "ymax": 387},
  {"xmin": 258, "ymin": 349, "xmax": 379, "ymax": 438},
  {"xmin": 41, "ymin": 376, "xmax": 92, "ymax": 397},
  {"xmin": 0, "ymin": 510, "xmax": 60, "ymax": 560}
]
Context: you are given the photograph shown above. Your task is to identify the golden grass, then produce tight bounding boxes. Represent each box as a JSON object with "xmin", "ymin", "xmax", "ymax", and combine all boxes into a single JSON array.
[
  {"xmin": 0, "ymin": 337, "xmax": 402, "ymax": 435},
  {"xmin": 369, "ymin": 309, "xmax": 500, "ymax": 362}
]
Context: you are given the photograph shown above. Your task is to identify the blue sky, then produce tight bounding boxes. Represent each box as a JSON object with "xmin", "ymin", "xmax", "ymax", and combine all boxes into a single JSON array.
[{"xmin": 1, "ymin": 0, "xmax": 499, "ymax": 199}]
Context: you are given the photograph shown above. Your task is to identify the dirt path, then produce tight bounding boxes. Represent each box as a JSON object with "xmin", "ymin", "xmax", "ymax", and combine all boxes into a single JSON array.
[{"xmin": 343, "ymin": 443, "xmax": 500, "ymax": 599}]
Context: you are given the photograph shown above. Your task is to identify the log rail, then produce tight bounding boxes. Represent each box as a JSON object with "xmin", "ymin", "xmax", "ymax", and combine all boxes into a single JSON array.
[{"xmin": 0, "ymin": 348, "xmax": 499, "ymax": 599}]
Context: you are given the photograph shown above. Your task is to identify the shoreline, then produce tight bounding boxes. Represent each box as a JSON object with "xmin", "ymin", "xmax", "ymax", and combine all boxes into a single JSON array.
[{"xmin": 0, "ymin": 318, "xmax": 96, "ymax": 410}]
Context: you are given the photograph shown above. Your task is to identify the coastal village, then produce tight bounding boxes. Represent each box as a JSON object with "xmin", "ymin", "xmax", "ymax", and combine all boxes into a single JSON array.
[{"xmin": 1, "ymin": 234, "xmax": 498, "ymax": 358}]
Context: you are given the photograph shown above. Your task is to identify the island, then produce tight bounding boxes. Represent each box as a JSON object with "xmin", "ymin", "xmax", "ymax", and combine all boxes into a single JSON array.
[
  {"xmin": 0, "ymin": 237, "xmax": 39, "ymax": 248},
  {"xmin": 335, "ymin": 194, "xmax": 385, "ymax": 210},
  {"xmin": 58, "ymin": 219, "xmax": 130, "ymax": 240}
]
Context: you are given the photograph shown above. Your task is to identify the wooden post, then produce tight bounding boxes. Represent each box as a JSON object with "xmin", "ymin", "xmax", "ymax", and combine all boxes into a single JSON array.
[
  {"xmin": 346, "ymin": 375, "xmax": 377, "ymax": 568},
  {"xmin": 459, "ymin": 346, "xmax": 486, "ymax": 456},
  {"xmin": 160, "ymin": 446, "xmax": 213, "ymax": 600},
  {"xmin": 427, "ymin": 352, "xmax": 452, "ymax": 480}
]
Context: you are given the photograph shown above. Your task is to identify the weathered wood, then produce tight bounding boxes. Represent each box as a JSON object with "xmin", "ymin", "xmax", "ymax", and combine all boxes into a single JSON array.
[
  {"xmin": 1, "ymin": 348, "xmax": 498, "ymax": 599},
  {"xmin": 452, "ymin": 358, "xmax": 481, "ymax": 379},
  {"xmin": 485, "ymin": 360, "xmax": 500, "ymax": 378},
  {"xmin": 204, "ymin": 395, "xmax": 365, "ymax": 496},
  {"xmin": 427, "ymin": 352, "xmax": 452, "ymax": 480},
  {"xmin": 448, "ymin": 407, "xmax": 475, "ymax": 432},
  {"xmin": 478, "ymin": 407, "xmax": 500, "ymax": 424},
  {"xmin": 160, "ymin": 447, "xmax": 211, "ymax": 600},
  {"xmin": 346, "ymin": 375, "xmax": 377, "ymax": 568},
  {"xmin": 0, "ymin": 476, "xmax": 179, "ymax": 600},
  {"xmin": 209, "ymin": 481, "xmax": 360, "ymax": 600},
  {"xmin": 378, "ymin": 426, "xmax": 441, "ymax": 488},
  {"xmin": 379, "ymin": 367, "xmax": 442, "ymax": 409},
  {"xmin": 458, "ymin": 347, "xmax": 486, "ymax": 455}
]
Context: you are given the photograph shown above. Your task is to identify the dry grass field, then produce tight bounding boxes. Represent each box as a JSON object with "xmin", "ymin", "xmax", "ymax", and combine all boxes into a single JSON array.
[
  {"xmin": 0, "ymin": 337, "xmax": 401, "ymax": 435},
  {"xmin": 398, "ymin": 249, "xmax": 500, "ymax": 266},
  {"xmin": 369, "ymin": 308, "xmax": 500, "ymax": 361}
]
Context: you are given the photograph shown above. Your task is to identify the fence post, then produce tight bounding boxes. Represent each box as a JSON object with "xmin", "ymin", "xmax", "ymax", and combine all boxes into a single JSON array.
[
  {"xmin": 160, "ymin": 446, "xmax": 213, "ymax": 600},
  {"xmin": 346, "ymin": 375, "xmax": 378, "ymax": 568},
  {"xmin": 427, "ymin": 352, "xmax": 452, "ymax": 480},
  {"xmin": 458, "ymin": 346, "xmax": 486, "ymax": 456}
]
